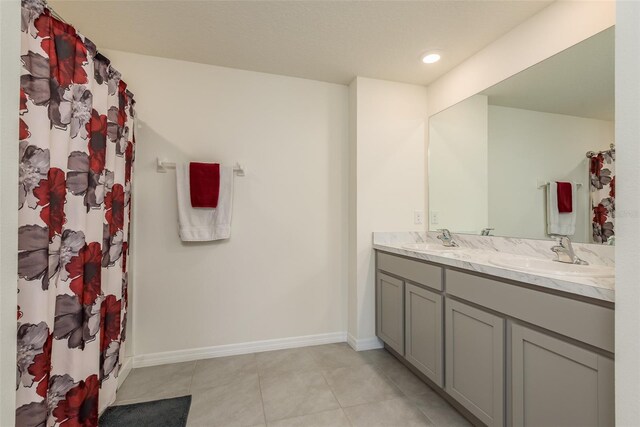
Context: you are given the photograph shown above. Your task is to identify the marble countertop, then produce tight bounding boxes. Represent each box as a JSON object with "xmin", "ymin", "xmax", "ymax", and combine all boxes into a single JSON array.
[{"xmin": 373, "ymin": 232, "xmax": 615, "ymax": 303}]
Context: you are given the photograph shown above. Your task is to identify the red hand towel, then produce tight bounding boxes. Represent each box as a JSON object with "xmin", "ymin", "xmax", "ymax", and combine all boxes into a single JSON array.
[
  {"xmin": 556, "ymin": 182, "xmax": 573, "ymax": 213},
  {"xmin": 189, "ymin": 162, "xmax": 220, "ymax": 208}
]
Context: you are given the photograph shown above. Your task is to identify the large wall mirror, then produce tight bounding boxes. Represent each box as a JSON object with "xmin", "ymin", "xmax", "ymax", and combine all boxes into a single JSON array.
[{"xmin": 428, "ymin": 27, "xmax": 614, "ymax": 245}]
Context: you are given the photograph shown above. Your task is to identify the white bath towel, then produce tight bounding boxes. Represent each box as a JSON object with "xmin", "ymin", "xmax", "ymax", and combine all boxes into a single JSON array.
[
  {"xmin": 546, "ymin": 181, "xmax": 577, "ymax": 236},
  {"xmin": 176, "ymin": 163, "xmax": 234, "ymax": 241}
]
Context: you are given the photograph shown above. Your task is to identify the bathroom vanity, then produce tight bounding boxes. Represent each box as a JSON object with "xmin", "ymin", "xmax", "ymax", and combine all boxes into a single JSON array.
[
  {"xmin": 409, "ymin": 29, "xmax": 617, "ymax": 424},
  {"xmin": 374, "ymin": 236, "xmax": 614, "ymax": 427}
]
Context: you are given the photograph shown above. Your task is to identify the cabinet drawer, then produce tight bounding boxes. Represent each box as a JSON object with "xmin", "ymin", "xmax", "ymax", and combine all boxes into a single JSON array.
[
  {"xmin": 378, "ymin": 252, "xmax": 443, "ymax": 291},
  {"xmin": 511, "ymin": 323, "xmax": 614, "ymax": 427},
  {"xmin": 446, "ymin": 269, "xmax": 614, "ymax": 353}
]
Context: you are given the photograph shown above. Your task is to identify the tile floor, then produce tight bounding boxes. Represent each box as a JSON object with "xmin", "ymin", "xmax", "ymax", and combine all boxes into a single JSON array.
[{"xmin": 114, "ymin": 343, "xmax": 471, "ymax": 427}]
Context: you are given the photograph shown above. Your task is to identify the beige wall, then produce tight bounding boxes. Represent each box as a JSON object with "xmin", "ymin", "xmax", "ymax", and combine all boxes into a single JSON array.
[
  {"xmin": 615, "ymin": 1, "xmax": 640, "ymax": 423},
  {"xmin": 103, "ymin": 49, "xmax": 349, "ymax": 357},
  {"xmin": 349, "ymin": 77, "xmax": 428, "ymax": 345},
  {"xmin": 0, "ymin": 0, "xmax": 20, "ymax": 424},
  {"xmin": 348, "ymin": 81, "xmax": 358, "ymax": 339}
]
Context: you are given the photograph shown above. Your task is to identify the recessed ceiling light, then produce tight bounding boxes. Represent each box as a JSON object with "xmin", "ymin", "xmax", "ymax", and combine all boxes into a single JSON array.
[{"xmin": 422, "ymin": 52, "xmax": 441, "ymax": 64}]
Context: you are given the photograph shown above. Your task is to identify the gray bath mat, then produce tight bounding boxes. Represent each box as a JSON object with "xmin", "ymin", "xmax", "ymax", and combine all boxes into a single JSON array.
[{"xmin": 99, "ymin": 395, "xmax": 191, "ymax": 427}]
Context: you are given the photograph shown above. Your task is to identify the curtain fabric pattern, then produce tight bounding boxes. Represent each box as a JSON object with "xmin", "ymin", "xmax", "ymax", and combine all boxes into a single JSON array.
[
  {"xmin": 17, "ymin": 0, "xmax": 135, "ymax": 425},
  {"xmin": 589, "ymin": 149, "xmax": 615, "ymax": 244}
]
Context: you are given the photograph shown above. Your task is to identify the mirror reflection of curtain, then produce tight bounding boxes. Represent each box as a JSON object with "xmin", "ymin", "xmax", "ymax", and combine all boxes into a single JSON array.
[{"xmin": 589, "ymin": 147, "xmax": 615, "ymax": 243}]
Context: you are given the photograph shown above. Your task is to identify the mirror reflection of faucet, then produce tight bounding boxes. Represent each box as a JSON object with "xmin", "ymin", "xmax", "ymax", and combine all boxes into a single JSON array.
[
  {"xmin": 481, "ymin": 228, "xmax": 494, "ymax": 236},
  {"xmin": 437, "ymin": 229, "xmax": 458, "ymax": 247},
  {"xmin": 550, "ymin": 235, "xmax": 588, "ymax": 265}
]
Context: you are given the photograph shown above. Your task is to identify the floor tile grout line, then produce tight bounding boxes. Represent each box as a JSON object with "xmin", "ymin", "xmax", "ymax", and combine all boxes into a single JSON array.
[
  {"xmin": 378, "ymin": 365, "xmax": 446, "ymax": 425},
  {"xmin": 342, "ymin": 409, "xmax": 356, "ymax": 427},
  {"xmin": 187, "ymin": 360, "xmax": 198, "ymax": 393},
  {"xmin": 403, "ymin": 388, "xmax": 469, "ymax": 427},
  {"xmin": 319, "ymin": 371, "xmax": 355, "ymax": 427},
  {"xmin": 378, "ymin": 360, "xmax": 429, "ymax": 398},
  {"xmin": 260, "ymin": 368, "xmax": 342, "ymax": 424},
  {"xmin": 374, "ymin": 358, "xmax": 470, "ymax": 426},
  {"xmin": 267, "ymin": 407, "xmax": 348, "ymax": 425},
  {"xmin": 342, "ymin": 395, "xmax": 435, "ymax": 426},
  {"xmin": 366, "ymin": 362, "xmax": 407, "ymax": 399},
  {"xmin": 257, "ymin": 368, "xmax": 268, "ymax": 426},
  {"xmin": 415, "ymin": 406, "xmax": 438, "ymax": 426},
  {"xmin": 404, "ymin": 392, "xmax": 438, "ymax": 427},
  {"xmin": 189, "ymin": 360, "xmax": 198, "ymax": 394},
  {"xmin": 320, "ymin": 370, "xmax": 344, "ymax": 408},
  {"xmin": 383, "ymin": 371, "xmax": 411, "ymax": 398},
  {"xmin": 339, "ymin": 395, "xmax": 404, "ymax": 410}
]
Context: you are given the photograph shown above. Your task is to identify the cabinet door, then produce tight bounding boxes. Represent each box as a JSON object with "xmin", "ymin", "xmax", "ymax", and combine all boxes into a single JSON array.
[
  {"xmin": 446, "ymin": 299, "xmax": 504, "ymax": 427},
  {"xmin": 511, "ymin": 323, "xmax": 614, "ymax": 427},
  {"xmin": 376, "ymin": 273, "xmax": 404, "ymax": 355},
  {"xmin": 405, "ymin": 283, "xmax": 443, "ymax": 386}
]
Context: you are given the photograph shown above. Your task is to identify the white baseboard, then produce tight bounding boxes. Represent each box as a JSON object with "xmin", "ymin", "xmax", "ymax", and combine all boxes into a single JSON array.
[
  {"xmin": 118, "ymin": 356, "xmax": 133, "ymax": 388},
  {"xmin": 132, "ymin": 331, "xmax": 348, "ymax": 368},
  {"xmin": 347, "ymin": 333, "xmax": 384, "ymax": 351}
]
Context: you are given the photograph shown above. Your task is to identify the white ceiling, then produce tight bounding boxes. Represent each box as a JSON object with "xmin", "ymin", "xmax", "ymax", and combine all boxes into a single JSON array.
[
  {"xmin": 49, "ymin": 0, "xmax": 553, "ymax": 86},
  {"xmin": 482, "ymin": 27, "xmax": 614, "ymax": 121}
]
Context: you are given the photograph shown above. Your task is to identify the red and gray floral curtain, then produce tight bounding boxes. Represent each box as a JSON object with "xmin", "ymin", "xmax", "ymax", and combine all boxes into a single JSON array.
[
  {"xmin": 590, "ymin": 148, "xmax": 615, "ymax": 244},
  {"xmin": 17, "ymin": 0, "xmax": 135, "ymax": 425}
]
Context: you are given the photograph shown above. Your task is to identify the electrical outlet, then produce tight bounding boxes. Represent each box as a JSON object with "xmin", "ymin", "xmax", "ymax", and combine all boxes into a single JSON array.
[
  {"xmin": 414, "ymin": 210, "xmax": 424, "ymax": 225},
  {"xmin": 430, "ymin": 211, "xmax": 439, "ymax": 225}
]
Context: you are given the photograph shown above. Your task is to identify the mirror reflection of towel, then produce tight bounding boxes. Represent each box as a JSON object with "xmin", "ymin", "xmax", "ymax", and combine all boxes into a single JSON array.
[
  {"xmin": 547, "ymin": 182, "xmax": 577, "ymax": 236},
  {"xmin": 556, "ymin": 182, "xmax": 573, "ymax": 213}
]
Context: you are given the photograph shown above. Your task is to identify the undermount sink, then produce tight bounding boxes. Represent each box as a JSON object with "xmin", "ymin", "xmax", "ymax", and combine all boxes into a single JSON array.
[
  {"xmin": 489, "ymin": 255, "xmax": 614, "ymax": 278},
  {"xmin": 402, "ymin": 243, "xmax": 464, "ymax": 253}
]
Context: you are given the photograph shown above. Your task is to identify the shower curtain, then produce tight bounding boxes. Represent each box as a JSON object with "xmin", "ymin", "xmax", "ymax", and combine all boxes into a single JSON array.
[
  {"xmin": 17, "ymin": 1, "xmax": 135, "ymax": 425},
  {"xmin": 590, "ymin": 148, "xmax": 615, "ymax": 244}
]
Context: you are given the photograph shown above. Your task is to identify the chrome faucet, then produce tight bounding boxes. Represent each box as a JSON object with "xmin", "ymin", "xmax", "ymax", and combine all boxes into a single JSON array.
[
  {"xmin": 437, "ymin": 229, "xmax": 458, "ymax": 247},
  {"xmin": 551, "ymin": 236, "xmax": 588, "ymax": 265},
  {"xmin": 481, "ymin": 228, "xmax": 494, "ymax": 236}
]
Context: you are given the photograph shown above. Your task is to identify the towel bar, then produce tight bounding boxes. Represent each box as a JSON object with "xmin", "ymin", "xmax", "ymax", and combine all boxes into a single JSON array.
[
  {"xmin": 157, "ymin": 158, "xmax": 245, "ymax": 176},
  {"xmin": 536, "ymin": 181, "xmax": 583, "ymax": 189}
]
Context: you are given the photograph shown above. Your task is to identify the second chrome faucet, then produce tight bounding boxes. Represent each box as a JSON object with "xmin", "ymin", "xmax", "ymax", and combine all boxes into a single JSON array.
[{"xmin": 551, "ymin": 236, "xmax": 588, "ymax": 265}]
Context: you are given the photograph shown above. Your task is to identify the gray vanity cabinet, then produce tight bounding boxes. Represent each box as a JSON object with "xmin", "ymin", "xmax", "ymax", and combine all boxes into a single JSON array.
[
  {"xmin": 374, "ymin": 251, "xmax": 614, "ymax": 427},
  {"xmin": 445, "ymin": 298, "xmax": 505, "ymax": 427},
  {"xmin": 376, "ymin": 273, "xmax": 404, "ymax": 355},
  {"xmin": 511, "ymin": 323, "xmax": 615, "ymax": 427},
  {"xmin": 376, "ymin": 253, "xmax": 444, "ymax": 357},
  {"xmin": 405, "ymin": 283, "xmax": 443, "ymax": 386}
]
